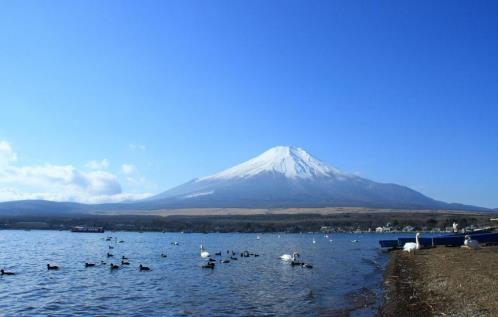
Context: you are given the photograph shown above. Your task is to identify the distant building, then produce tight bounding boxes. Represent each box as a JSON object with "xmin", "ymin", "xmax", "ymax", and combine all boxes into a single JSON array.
[
  {"xmin": 376, "ymin": 226, "xmax": 392, "ymax": 233},
  {"xmin": 402, "ymin": 226, "xmax": 415, "ymax": 232},
  {"xmin": 320, "ymin": 226, "xmax": 333, "ymax": 233}
]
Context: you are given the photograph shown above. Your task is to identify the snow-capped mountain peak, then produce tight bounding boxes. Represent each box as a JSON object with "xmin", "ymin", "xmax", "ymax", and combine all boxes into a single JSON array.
[{"xmin": 198, "ymin": 146, "xmax": 345, "ymax": 181}]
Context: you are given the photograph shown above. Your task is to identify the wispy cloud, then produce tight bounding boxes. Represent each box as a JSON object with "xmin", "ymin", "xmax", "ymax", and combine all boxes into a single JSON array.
[
  {"xmin": 121, "ymin": 163, "xmax": 136, "ymax": 175},
  {"xmin": 0, "ymin": 140, "xmax": 152, "ymax": 203},
  {"xmin": 85, "ymin": 159, "xmax": 109, "ymax": 170},
  {"xmin": 128, "ymin": 143, "xmax": 146, "ymax": 151}
]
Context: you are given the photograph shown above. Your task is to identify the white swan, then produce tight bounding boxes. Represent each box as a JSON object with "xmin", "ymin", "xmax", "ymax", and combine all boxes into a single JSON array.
[
  {"xmin": 280, "ymin": 252, "xmax": 299, "ymax": 262},
  {"xmin": 312, "ymin": 238, "xmax": 316, "ymax": 244},
  {"xmin": 200, "ymin": 245, "xmax": 210, "ymax": 258},
  {"xmin": 463, "ymin": 235, "xmax": 480, "ymax": 249},
  {"xmin": 403, "ymin": 232, "xmax": 420, "ymax": 253}
]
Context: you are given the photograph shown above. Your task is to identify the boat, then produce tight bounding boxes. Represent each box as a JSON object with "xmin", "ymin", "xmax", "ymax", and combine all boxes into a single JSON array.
[
  {"xmin": 71, "ymin": 226, "xmax": 104, "ymax": 233},
  {"xmin": 379, "ymin": 230, "xmax": 498, "ymax": 250}
]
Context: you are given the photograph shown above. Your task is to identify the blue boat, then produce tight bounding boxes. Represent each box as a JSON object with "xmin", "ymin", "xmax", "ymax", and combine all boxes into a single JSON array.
[{"xmin": 379, "ymin": 231, "xmax": 498, "ymax": 250}]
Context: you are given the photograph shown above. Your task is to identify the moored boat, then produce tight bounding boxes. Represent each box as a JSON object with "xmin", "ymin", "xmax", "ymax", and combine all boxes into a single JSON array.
[
  {"xmin": 71, "ymin": 226, "xmax": 104, "ymax": 233},
  {"xmin": 379, "ymin": 230, "xmax": 498, "ymax": 250}
]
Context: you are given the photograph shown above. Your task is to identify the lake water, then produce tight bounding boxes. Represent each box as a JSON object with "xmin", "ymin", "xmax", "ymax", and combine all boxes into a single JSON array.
[{"xmin": 0, "ymin": 230, "xmax": 407, "ymax": 316}]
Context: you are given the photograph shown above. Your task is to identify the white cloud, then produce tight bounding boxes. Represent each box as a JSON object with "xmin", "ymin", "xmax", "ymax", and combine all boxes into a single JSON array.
[
  {"xmin": 121, "ymin": 163, "xmax": 136, "ymax": 175},
  {"xmin": 0, "ymin": 140, "xmax": 17, "ymax": 166},
  {"xmin": 128, "ymin": 143, "xmax": 146, "ymax": 151},
  {"xmin": 85, "ymin": 159, "xmax": 109, "ymax": 170},
  {"xmin": 0, "ymin": 187, "xmax": 151, "ymax": 204},
  {"xmin": 0, "ymin": 140, "xmax": 152, "ymax": 203}
]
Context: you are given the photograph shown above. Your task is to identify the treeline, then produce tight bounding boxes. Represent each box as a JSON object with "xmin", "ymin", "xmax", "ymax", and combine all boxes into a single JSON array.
[{"xmin": 0, "ymin": 211, "xmax": 496, "ymax": 233}]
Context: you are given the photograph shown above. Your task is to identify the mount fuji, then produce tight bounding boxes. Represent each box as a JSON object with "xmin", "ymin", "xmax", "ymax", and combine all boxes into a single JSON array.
[
  {"xmin": 145, "ymin": 146, "xmax": 458, "ymax": 209},
  {"xmin": 0, "ymin": 146, "xmax": 489, "ymax": 216}
]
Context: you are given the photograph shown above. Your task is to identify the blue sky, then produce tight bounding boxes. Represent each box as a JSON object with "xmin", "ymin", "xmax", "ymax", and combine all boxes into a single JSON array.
[{"xmin": 0, "ymin": 1, "xmax": 497, "ymax": 207}]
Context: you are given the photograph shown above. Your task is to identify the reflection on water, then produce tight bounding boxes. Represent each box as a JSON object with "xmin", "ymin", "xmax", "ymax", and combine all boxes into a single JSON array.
[{"xmin": 0, "ymin": 231, "xmax": 400, "ymax": 316}]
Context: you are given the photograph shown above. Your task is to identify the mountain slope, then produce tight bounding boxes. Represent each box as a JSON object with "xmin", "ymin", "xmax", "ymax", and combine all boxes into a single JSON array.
[
  {"xmin": 146, "ymin": 146, "xmax": 470, "ymax": 210},
  {"xmin": 0, "ymin": 146, "xmax": 490, "ymax": 216}
]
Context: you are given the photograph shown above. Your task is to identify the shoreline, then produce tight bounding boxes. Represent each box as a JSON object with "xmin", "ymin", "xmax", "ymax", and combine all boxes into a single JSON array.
[
  {"xmin": 378, "ymin": 246, "xmax": 498, "ymax": 317},
  {"xmin": 1, "ymin": 210, "xmax": 496, "ymax": 233}
]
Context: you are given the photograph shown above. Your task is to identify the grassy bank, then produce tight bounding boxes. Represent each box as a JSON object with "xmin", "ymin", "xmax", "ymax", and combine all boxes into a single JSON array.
[{"xmin": 378, "ymin": 246, "xmax": 498, "ymax": 317}]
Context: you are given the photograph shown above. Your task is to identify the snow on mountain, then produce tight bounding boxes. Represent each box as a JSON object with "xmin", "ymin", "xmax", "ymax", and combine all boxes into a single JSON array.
[
  {"xmin": 198, "ymin": 146, "xmax": 346, "ymax": 181},
  {"xmin": 145, "ymin": 146, "xmax": 455, "ymax": 209}
]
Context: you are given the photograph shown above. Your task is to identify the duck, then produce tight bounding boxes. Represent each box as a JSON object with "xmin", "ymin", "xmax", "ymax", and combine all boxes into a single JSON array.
[
  {"xmin": 464, "ymin": 235, "xmax": 480, "ymax": 249},
  {"xmin": 121, "ymin": 256, "xmax": 128, "ymax": 260},
  {"xmin": 108, "ymin": 245, "xmax": 114, "ymax": 249},
  {"xmin": 139, "ymin": 264, "xmax": 151, "ymax": 271},
  {"xmin": 351, "ymin": 240, "xmax": 359, "ymax": 243},
  {"xmin": 215, "ymin": 252, "xmax": 222, "ymax": 256},
  {"xmin": 254, "ymin": 254, "xmax": 260, "ymax": 257},
  {"xmin": 171, "ymin": 241, "xmax": 179, "ymax": 246},
  {"xmin": 208, "ymin": 258, "xmax": 216, "ymax": 262},
  {"xmin": 403, "ymin": 232, "xmax": 420, "ymax": 253},
  {"xmin": 47, "ymin": 264, "xmax": 59, "ymax": 270},
  {"xmin": 121, "ymin": 260, "xmax": 130, "ymax": 265},
  {"xmin": 220, "ymin": 259, "xmax": 230, "ymax": 264},
  {"xmin": 107, "ymin": 253, "xmax": 113, "ymax": 258},
  {"xmin": 200, "ymin": 245, "xmax": 210, "ymax": 258},
  {"xmin": 85, "ymin": 262, "xmax": 96, "ymax": 268},
  {"xmin": 110, "ymin": 263, "xmax": 119, "ymax": 270},
  {"xmin": 161, "ymin": 253, "xmax": 167, "ymax": 258},
  {"xmin": 100, "ymin": 260, "xmax": 107, "ymax": 265},
  {"xmin": 291, "ymin": 260, "xmax": 302, "ymax": 266},
  {"xmin": 202, "ymin": 262, "xmax": 215, "ymax": 269},
  {"xmin": 230, "ymin": 256, "xmax": 238, "ymax": 260},
  {"xmin": 302, "ymin": 263, "xmax": 313, "ymax": 269},
  {"xmin": 1, "ymin": 269, "xmax": 15, "ymax": 275}
]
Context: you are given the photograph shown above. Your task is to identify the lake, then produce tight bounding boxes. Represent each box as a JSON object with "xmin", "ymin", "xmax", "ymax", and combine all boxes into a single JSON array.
[{"xmin": 0, "ymin": 230, "xmax": 408, "ymax": 316}]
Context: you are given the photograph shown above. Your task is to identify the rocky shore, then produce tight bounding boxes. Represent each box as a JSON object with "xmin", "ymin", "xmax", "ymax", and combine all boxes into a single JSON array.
[{"xmin": 378, "ymin": 246, "xmax": 498, "ymax": 317}]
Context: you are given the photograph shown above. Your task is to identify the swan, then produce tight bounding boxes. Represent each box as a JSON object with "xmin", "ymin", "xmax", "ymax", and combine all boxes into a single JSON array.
[
  {"xmin": 463, "ymin": 235, "xmax": 480, "ymax": 249},
  {"xmin": 312, "ymin": 238, "xmax": 316, "ymax": 244},
  {"xmin": 280, "ymin": 252, "xmax": 299, "ymax": 262},
  {"xmin": 403, "ymin": 232, "xmax": 420, "ymax": 253},
  {"xmin": 256, "ymin": 235, "xmax": 261, "ymax": 240},
  {"xmin": 200, "ymin": 245, "xmax": 210, "ymax": 258}
]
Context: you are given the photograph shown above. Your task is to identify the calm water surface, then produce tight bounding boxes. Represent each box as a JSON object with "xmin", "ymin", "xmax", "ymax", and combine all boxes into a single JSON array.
[{"xmin": 0, "ymin": 230, "xmax": 408, "ymax": 316}]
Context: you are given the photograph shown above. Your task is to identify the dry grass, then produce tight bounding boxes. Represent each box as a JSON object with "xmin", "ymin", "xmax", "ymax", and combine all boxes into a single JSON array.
[{"xmin": 379, "ymin": 246, "xmax": 498, "ymax": 317}]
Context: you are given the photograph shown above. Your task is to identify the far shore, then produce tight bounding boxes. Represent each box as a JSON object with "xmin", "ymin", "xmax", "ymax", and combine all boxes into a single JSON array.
[{"xmin": 0, "ymin": 209, "xmax": 496, "ymax": 233}]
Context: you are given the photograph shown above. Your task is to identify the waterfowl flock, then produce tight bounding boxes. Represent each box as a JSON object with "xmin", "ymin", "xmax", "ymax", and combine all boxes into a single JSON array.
[{"xmin": 0, "ymin": 234, "xmax": 321, "ymax": 277}]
